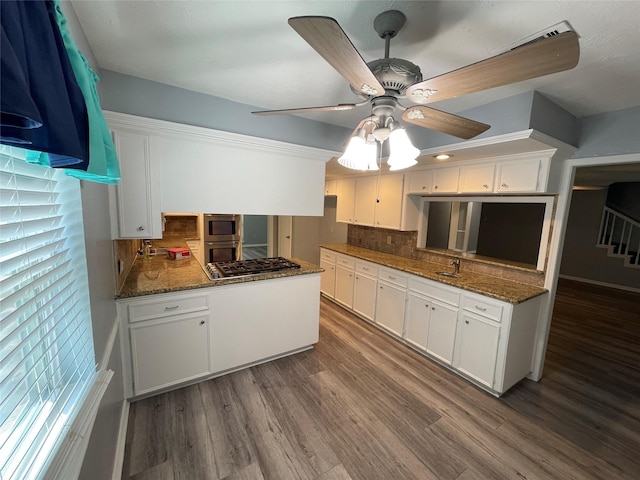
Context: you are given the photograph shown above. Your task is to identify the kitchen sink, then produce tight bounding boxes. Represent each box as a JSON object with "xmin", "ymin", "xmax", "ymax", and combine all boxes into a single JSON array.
[{"xmin": 436, "ymin": 271, "xmax": 459, "ymax": 278}]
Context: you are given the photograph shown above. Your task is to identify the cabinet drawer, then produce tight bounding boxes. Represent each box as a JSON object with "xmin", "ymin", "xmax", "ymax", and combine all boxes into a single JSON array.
[
  {"xmin": 336, "ymin": 254, "xmax": 355, "ymax": 269},
  {"xmin": 461, "ymin": 294, "xmax": 503, "ymax": 322},
  {"xmin": 378, "ymin": 267, "xmax": 408, "ymax": 287},
  {"xmin": 320, "ymin": 249, "xmax": 337, "ymax": 263},
  {"xmin": 409, "ymin": 277, "xmax": 460, "ymax": 306},
  {"xmin": 128, "ymin": 293, "xmax": 210, "ymax": 323},
  {"xmin": 355, "ymin": 259, "xmax": 378, "ymax": 277}
]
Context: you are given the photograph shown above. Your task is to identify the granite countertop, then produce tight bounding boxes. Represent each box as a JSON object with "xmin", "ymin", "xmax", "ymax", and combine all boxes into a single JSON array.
[
  {"xmin": 117, "ymin": 254, "xmax": 322, "ymax": 299},
  {"xmin": 321, "ymin": 244, "xmax": 547, "ymax": 304}
]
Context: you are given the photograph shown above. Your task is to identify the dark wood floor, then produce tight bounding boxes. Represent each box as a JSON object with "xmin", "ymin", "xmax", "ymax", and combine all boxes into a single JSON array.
[{"xmin": 121, "ymin": 279, "xmax": 640, "ymax": 480}]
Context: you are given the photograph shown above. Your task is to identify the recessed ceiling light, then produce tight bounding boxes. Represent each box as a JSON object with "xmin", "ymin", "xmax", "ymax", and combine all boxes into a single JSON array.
[{"xmin": 434, "ymin": 154, "xmax": 451, "ymax": 160}]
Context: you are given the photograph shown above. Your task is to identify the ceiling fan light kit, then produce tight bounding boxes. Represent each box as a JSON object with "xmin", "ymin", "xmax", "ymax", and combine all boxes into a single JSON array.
[{"xmin": 252, "ymin": 9, "xmax": 579, "ymax": 172}]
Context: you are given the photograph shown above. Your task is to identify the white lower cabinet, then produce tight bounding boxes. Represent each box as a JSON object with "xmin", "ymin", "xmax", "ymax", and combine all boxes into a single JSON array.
[
  {"xmin": 320, "ymin": 259, "xmax": 336, "ymax": 297},
  {"xmin": 130, "ymin": 312, "xmax": 210, "ymax": 396},
  {"xmin": 353, "ymin": 272, "xmax": 377, "ymax": 321},
  {"xmin": 453, "ymin": 311, "xmax": 500, "ymax": 387},
  {"xmin": 334, "ymin": 265, "xmax": 355, "ymax": 308},
  {"xmin": 375, "ymin": 281, "xmax": 406, "ymax": 337},
  {"xmin": 404, "ymin": 292, "xmax": 431, "ymax": 350},
  {"xmin": 426, "ymin": 300, "xmax": 458, "ymax": 365}
]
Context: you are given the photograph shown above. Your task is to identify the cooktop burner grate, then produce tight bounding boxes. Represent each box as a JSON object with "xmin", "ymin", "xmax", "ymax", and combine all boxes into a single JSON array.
[{"xmin": 206, "ymin": 257, "xmax": 300, "ymax": 279}]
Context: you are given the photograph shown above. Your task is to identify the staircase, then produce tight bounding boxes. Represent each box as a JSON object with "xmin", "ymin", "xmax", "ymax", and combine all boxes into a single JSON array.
[{"xmin": 597, "ymin": 206, "xmax": 640, "ymax": 268}]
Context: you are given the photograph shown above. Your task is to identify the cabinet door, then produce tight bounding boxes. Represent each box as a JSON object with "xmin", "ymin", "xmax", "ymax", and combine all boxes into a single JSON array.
[
  {"xmin": 375, "ymin": 281, "xmax": 406, "ymax": 337},
  {"xmin": 354, "ymin": 176, "xmax": 377, "ymax": 226},
  {"xmin": 375, "ymin": 174, "xmax": 404, "ymax": 229},
  {"xmin": 496, "ymin": 158, "xmax": 541, "ymax": 192},
  {"xmin": 336, "ymin": 178, "xmax": 356, "ymax": 223},
  {"xmin": 459, "ymin": 164, "xmax": 495, "ymax": 193},
  {"xmin": 130, "ymin": 313, "xmax": 210, "ymax": 396},
  {"xmin": 405, "ymin": 292, "xmax": 431, "ymax": 350},
  {"xmin": 426, "ymin": 301, "xmax": 458, "ymax": 365},
  {"xmin": 324, "ymin": 179, "xmax": 337, "ymax": 196},
  {"xmin": 111, "ymin": 130, "xmax": 161, "ymax": 238},
  {"xmin": 334, "ymin": 265, "xmax": 355, "ymax": 308},
  {"xmin": 432, "ymin": 167, "xmax": 460, "ymax": 193},
  {"xmin": 353, "ymin": 273, "xmax": 377, "ymax": 321},
  {"xmin": 406, "ymin": 171, "xmax": 433, "ymax": 194},
  {"xmin": 320, "ymin": 259, "xmax": 336, "ymax": 298},
  {"xmin": 454, "ymin": 312, "xmax": 500, "ymax": 388}
]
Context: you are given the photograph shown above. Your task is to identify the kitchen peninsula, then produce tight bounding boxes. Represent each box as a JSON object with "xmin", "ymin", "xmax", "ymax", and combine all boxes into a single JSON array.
[{"xmin": 116, "ymin": 248, "xmax": 322, "ymax": 399}]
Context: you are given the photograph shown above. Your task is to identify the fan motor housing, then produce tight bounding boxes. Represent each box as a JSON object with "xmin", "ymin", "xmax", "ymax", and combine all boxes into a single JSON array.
[{"xmin": 352, "ymin": 58, "xmax": 422, "ymax": 96}]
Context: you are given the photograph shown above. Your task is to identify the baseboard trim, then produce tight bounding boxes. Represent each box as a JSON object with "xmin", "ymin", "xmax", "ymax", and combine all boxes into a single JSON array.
[
  {"xmin": 112, "ymin": 399, "xmax": 130, "ymax": 480},
  {"xmin": 558, "ymin": 274, "xmax": 640, "ymax": 293}
]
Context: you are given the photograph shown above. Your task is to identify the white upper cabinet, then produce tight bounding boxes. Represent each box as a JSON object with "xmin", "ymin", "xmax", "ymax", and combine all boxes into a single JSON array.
[
  {"xmin": 406, "ymin": 170, "xmax": 433, "ymax": 194},
  {"xmin": 432, "ymin": 167, "xmax": 460, "ymax": 193},
  {"xmin": 459, "ymin": 164, "xmax": 496, "ymax": 193},
  {"xmin": 354, "ymin": 176, "xmax": 377, "ymax": 226},
  {"xmin": 324, "ymin": 179, "xmax": 337, "ymax": 196},
  {"xmin": 375, "ymin": 174, "xmax": 404, "ymax": 229},
  {"xmin": 106, "ymin": 111, "xmax": 330, "ymax": 217},
  {"xmin": 496, "ymin": 157, "xmax": 542, "ymax": 192},
  {"xmin": 336, "ymin": 178, "xmax": 356, "ymax": 223},
  {"xmin": 109, "ymin": 129, "xmax": 162, "ymax": 239}
]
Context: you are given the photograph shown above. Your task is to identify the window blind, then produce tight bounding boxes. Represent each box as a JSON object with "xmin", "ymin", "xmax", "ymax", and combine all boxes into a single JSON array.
[{"xmin": 0, "ymin": 145, "xmax": 96, "ymax": 480}]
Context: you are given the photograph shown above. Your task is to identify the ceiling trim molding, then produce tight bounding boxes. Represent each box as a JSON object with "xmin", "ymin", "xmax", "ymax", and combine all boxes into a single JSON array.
[{"xmin": 103, "ymin": 111, "xmax": 341, "ymax": 163}]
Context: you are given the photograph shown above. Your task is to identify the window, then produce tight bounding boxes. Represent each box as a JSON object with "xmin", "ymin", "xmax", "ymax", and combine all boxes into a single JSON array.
[{"xmin": 0, "ymin": 146, "xmax": 96, "ymax": 480}]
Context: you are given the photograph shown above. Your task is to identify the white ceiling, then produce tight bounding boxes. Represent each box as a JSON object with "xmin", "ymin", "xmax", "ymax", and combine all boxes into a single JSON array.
[{"xmin": 71, "ymin": 0, "xmax": 640, "ymax": 130}]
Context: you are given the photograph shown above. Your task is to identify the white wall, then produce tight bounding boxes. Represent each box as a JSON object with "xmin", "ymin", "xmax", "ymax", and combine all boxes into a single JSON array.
[{"xmin": 60, "ymin": 2, "xmax": 126, "ymax": 479}]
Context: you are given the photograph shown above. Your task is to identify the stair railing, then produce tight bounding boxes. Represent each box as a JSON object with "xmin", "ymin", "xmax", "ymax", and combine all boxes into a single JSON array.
[{"xmin": 598, "ymin": 206, "xmax": 640, "ymax": 266}]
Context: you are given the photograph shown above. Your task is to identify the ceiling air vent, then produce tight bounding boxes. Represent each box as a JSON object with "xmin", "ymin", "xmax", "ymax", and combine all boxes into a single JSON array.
[{"xmin": 495, "ymin": 21, "xmax": 577, "ymax": 54}]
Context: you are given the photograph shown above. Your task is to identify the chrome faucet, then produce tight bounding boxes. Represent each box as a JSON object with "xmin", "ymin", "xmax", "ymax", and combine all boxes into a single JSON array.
[{"xmin": 451, "ymin": 258, "xmax": 461, "ymax": 275}]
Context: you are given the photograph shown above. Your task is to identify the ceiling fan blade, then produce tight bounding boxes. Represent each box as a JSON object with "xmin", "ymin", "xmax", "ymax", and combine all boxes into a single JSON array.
[
  {"xmin": 252, "ymin": 103, "xmax": 359, "ymax": 116},
  {"xmin": 406, "ymin": 31, "xmax": 579, "ymax": 104},
  {"xmin": 288, "ymin": 16, "xmax": 386, "ymax": 97},
  {"xmin": 402, "ymin": 106, "xmax": 490, "ymax": 139}
]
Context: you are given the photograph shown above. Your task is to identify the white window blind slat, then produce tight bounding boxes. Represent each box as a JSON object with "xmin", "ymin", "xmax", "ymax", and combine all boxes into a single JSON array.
[{"xmin": 0, "ymin": 149, "xmax": 97, "ymax": 480}]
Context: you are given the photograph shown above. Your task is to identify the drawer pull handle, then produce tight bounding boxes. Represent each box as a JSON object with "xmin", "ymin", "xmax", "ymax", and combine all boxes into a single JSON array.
[
  {"xmin": 475, "ymin": 305, "xmax": 487, "ymax": 311},
  {"xmin": 199, "ymin": 320, "xmax": 205, "ymax": 326},
  {"xmin": 388, "ymin": 276, "xmax": 396, "ymax": 280},
  {"xmin": 164, "ymin": 305, "xmax": 179, "ymax": 311},
  {"xmin": 362, "ymin": 267, "xmax": 369, "ymax": 271}
]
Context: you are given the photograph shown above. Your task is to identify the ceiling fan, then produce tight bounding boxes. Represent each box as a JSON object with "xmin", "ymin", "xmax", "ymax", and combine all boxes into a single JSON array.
[{"xmin": 252, "ymin": 10, "xmax": 579, "ymax": 169}]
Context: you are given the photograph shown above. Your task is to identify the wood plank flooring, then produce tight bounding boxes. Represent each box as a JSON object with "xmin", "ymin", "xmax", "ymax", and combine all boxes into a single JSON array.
[{"xmin": 121, "ymin": 279, "xmax": 640, "ymax": 480}]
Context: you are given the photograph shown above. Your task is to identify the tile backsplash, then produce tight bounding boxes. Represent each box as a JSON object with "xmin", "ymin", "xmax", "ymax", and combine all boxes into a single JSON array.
[{"xmin": 347, "ymin": 224, "xmax": 545, "ymax": 287}]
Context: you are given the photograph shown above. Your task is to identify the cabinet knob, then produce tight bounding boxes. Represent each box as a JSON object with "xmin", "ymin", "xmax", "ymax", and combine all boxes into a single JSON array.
[
  {"xmin": 483, "ymin": 184, "xmax": 488, "ymax": 189},
  {"xmin": 465, "ymin": 320, "xmax": 469, "ymax": 324},
  {"xmin": 434, "ymin": 185, "xmax": 438, "ymax": 190},
  {"xmin": 502, "ymin": 182, "xmax": 508, "ymax": 188},
  {"xmin": 137, "ymin": 226, "xmax": 145, "ymax": 231},
  {"xmin": 422, "ymin": 185, "xmax": 426, "ymax": 190},
  {"xmin": 432, "ymin": 306, "xmax": 435, "ymax": 310},
  {"xmin": 200, "ymin": 320, "xmax": 205, "ymax": 326}
]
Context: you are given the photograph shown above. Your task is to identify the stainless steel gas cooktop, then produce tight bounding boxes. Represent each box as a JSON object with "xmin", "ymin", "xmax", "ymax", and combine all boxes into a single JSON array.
[{"xmin": 205, "ymin": 257, "xmax": 300, "ymax": 279}]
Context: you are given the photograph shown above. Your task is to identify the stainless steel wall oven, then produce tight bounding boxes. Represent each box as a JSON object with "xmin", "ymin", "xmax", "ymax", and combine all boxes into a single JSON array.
[{"xmin": 203, "ymin": 214, "xmax": 241, "ymax": 262}]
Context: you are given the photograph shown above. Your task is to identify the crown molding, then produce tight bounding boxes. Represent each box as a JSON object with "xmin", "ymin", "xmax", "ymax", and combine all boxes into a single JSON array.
[{"xmin": 103, "ymin": 111, "xmax": 340, "ymax": 163}]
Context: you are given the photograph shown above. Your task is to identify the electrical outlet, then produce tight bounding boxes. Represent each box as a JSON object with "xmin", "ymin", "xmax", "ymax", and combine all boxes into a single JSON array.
[
  {"xmin": 118, "ymin": 259, "xmax": 125, "ymax": 274},
  {"xmin": 386, "ymin": 235, "xmax": 392, "ymax": 245}
]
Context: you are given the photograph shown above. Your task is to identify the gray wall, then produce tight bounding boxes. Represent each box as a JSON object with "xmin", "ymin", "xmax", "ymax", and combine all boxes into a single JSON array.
[
  {"xmin": 320, "ymin": 196, "xmax": 349, "ymax": 245},
  {"xmin": 559, "ymin": 189, "xmax": 640, "ymax": 289},
  {"xmin": 574, "ymin": 106, "xmax": 640, "ymax": 158},
  {"xmin": 98, "ymin": 70, "xmax": 350, "ymax": 152}
]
